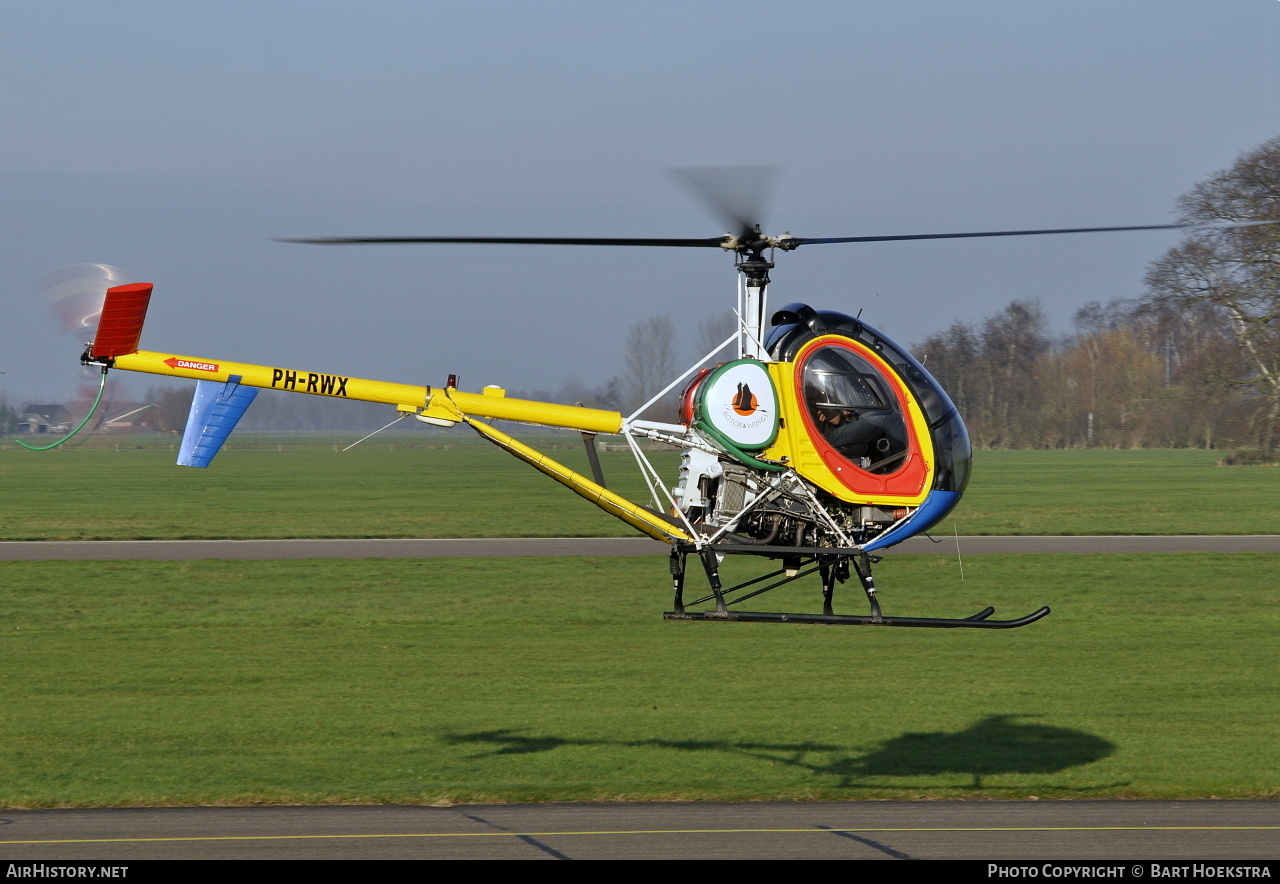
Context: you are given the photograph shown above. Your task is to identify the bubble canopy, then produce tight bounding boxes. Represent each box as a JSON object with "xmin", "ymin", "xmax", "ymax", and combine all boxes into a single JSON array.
[{"xmin": 766, "ymin": 302, "xmax": 971, "ymax": 495}]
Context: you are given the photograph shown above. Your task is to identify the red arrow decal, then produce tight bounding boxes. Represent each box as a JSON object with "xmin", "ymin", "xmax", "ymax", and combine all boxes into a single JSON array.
[{"xmin": 163, "ymin": 357, "xmax": 220, "ymax": 373}]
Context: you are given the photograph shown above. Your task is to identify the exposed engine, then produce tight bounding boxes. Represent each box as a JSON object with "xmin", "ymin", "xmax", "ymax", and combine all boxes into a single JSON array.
[{"xmin": 672, "ymin": 444, "xmax": 904, "ymax": 549}]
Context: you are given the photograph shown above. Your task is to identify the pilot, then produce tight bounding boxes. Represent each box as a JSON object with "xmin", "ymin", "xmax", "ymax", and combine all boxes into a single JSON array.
[
  {"xmin": 815, "ymin": 404, "xmax": 879, "ymax": 458},
  {"xmin": 805, "ymin": 354, "xmax": 908, "ymax": 472}
]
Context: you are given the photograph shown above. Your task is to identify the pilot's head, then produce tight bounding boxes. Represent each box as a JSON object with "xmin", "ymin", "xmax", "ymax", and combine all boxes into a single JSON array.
[{"xmin": 816, "ymin": 405, "xmax": 853, "ymax": 425}]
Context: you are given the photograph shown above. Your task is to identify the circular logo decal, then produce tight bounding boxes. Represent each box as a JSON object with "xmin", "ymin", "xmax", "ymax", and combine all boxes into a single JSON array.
[{"xmin": 696, "ymin": 360, "xmax": 779, "ymax": 450}]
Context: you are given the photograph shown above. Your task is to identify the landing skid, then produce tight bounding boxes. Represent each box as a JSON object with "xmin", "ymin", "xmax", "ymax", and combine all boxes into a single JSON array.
[
  {"xmin": 664, "ymin": 543, "xmax": 1049, "ymax": 630},
  {"xmin": 663, "ymin": 606, "xmax": 1051, "ymax": 629}
]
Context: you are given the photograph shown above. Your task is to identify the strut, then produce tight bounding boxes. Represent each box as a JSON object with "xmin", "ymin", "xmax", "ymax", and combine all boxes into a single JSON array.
[{"xmin": 663, "ymin": 542, "xmax": 1050, "ymax": 629}]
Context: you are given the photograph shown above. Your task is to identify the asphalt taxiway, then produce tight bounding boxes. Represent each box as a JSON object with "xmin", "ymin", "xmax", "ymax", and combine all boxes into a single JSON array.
[{"xmin": 2, "ymin": 800, "xmax": 1278, "ymax": 860}]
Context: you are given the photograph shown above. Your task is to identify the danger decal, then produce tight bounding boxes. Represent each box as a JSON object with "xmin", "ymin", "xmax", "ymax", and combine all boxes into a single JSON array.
[{"xmin": 164, "ymin": 357, "xmax": 219, "ymax": 373}]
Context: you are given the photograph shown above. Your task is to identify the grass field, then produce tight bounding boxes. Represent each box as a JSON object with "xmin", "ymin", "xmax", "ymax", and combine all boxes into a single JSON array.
[
  {"xmin": 4, "ymin": 438, "xmax": 1277, "ymax": 806},
  {"xmin": 954, "ymin": 449, "xmax": 1280, "ymax": 536},
  {"xmin": 3, "ymin": 552, "xmax": 1278, "ymax": 807},
  {"xmin": 3, "ymin": 438, "xmax": 1280, "ymax": 539}
]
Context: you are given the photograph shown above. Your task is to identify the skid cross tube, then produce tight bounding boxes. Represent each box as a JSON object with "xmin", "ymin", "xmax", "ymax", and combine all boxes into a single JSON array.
[
  {"xmin": 665, "ymin": 541, "xmax": 1050, "ymax": 629},
  {"xmin": 682, "ymin": 560, "xmax": 823, "ymax": 610}
]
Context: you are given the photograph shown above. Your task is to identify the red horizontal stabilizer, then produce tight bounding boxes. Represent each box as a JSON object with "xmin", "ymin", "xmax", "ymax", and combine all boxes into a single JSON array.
[{"xmin": 90, "ymin": 283, "xmax": 153, "ymax": 359}]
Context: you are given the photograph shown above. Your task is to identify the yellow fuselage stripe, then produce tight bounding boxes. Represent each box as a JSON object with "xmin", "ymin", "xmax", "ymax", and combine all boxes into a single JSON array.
[{"xmin": 110, "ymin": 350, "xmax": 622, "ymax": 434}]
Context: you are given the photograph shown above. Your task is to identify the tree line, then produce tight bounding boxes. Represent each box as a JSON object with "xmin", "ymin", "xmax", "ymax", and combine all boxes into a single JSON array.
[
  {"xmin": 915, "ymin": 296, "xmax": 1252, "ymax": 450},
  {"xmin": 920, "ymin": 135, "xmax": 1280, "ymax": 452}
]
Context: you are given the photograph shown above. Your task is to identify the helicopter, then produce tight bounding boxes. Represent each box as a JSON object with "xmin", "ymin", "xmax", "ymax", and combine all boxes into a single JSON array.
[{"xmin": 31, "ymin": 172, "xmax": 1278, "ymax": 629}]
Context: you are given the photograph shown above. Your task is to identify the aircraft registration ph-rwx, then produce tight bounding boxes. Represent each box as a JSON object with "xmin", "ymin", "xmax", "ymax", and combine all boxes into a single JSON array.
[{"xmin": 28, "ymin": 169, "xmax": 1280, "ymax": 629}]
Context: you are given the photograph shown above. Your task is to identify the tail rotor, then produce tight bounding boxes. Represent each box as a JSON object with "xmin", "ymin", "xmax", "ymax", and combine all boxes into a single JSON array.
[
  {"xmin": 38, "ymin": 263, "xmax": 137, "ymax": 347},
  {"xmin": 18, "ymin": 264, "xmax": 144, "ymax": 450}
]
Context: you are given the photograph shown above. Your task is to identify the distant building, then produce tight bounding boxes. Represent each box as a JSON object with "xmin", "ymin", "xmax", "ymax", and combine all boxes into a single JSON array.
[
  {"xmin": 102, "ymin": 403, "xmax": 158, "ymax": 433},
  {"xmin": 18, "ymin": 404, "xmax": 72, "ymax": 435}
]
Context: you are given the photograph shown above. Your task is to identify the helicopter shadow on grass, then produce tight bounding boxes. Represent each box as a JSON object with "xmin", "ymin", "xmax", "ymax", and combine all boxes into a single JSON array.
[{"xmin": 443, "ymin": 714, "xmax": 1123, "ymax": 793}]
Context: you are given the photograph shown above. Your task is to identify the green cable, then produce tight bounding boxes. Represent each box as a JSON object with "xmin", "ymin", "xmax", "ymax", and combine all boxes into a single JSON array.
[{"xmin": 15, "ymin": 368, "xmax": 108, "ymax": 451}]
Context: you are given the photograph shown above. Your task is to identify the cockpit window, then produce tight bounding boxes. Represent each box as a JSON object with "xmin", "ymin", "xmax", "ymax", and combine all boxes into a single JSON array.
[
  {"xmin": 769, "ymin": 306, "xmax": 972, "ymax": 493},
  {"xmin": 806, "ymin": 354, "xmax": 889, "ymax": 410},
  {"xmin": 802, "ymin": 345, "xmax": 909, "ymax": 474}
]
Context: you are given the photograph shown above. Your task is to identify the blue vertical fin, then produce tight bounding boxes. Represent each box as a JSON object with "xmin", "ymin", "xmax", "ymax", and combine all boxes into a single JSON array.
[{"xmin": 177, "ymin": 375, "xmax": 259, "ymax": 468}]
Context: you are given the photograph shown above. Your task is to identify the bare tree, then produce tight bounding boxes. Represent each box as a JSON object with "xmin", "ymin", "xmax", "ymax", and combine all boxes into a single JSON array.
[
  {"xmin": 624, "ymin": 314, "xmax": 678, "ymax": 415},
  {"xmin": 977, "ymin": 300, "xmax": 1051, "ymax": 448},
  {"xmin": 0, "ymin": 393, "xmax": 17, "ymax": 436},
  {"xmin": 147, "ymin": 385, "xmax": 195, "ymax": 433},
  {"xmin": 918, "ymin": 320, "xmax": 980, "ymax": 426},
  {"xmin": 1144, "ymin": 135, "xmax": 1280, "ymax": 451},
  {"xmin": 694, "ymin": 310, "xmax": 737, "ymax": 366}
]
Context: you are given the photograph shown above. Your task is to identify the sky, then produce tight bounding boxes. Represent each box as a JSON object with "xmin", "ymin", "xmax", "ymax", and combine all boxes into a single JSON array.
[{"xmin": 2, "ymin": 1, "xmax": 1279, "ymax": 405}]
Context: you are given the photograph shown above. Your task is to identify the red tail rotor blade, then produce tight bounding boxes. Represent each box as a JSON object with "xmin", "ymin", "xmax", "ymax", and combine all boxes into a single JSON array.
[{"xmin": 90, "ymin": 283, "xmax": 153, "ymax": 359}]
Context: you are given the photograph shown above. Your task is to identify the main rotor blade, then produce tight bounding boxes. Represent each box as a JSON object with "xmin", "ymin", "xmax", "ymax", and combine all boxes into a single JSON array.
[
  {"xmin": 280, "ymin": 235, "xmax": 727, "ymax": 247},
  {"xmin": 666, "ymin": 165, "xmax": 779, "ymax": 238},
  {"xmin": 282, "ymin": 220, "xmax": 1280, "ymax": 251},
  {"xmin": 792, "ymin": 218, "xmax": 1280, "ymax": 246}
]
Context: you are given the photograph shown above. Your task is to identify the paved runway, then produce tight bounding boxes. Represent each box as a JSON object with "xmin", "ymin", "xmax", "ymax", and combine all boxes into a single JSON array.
[
  {"xmin": 4, "ymin": 535, "xmax": 1280, "ymax": 560},
  {"xmin": 1, "ymin": 801, "xmax": 1277, "ymax": 860}
]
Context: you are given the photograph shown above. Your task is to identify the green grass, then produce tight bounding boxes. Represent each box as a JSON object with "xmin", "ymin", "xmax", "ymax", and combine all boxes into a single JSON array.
[
  {"xmin": 3, "ymin": 553, "xmax": 1277, "ymax": 806},
  {"xmin": 0, "ymin": 436, "xmax": 676, "ymax": 540},
  {"xmin": 3, "ymin": 440, "xmax": 1280, "ymax": 539},
  {"xmin": 955, "ymin": 449, "xmax": 1280, "ymax": 535}
]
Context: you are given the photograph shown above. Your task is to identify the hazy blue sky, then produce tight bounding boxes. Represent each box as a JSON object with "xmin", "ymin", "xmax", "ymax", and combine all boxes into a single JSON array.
[{"xmin": 2, "ymin": 1, "xmax": 1278, "ymax": 403}]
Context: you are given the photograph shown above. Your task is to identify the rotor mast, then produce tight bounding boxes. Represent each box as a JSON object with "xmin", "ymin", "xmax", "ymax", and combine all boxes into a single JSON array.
[{"xmin": 732, "ymin": 227, "xmax": 774, "ymax": 360}]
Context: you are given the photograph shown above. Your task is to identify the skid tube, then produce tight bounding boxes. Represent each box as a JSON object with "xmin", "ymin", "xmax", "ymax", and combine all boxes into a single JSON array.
[{"xmin": 663, "ymin": 541, "xmax": 1050, "ymax": 629}]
